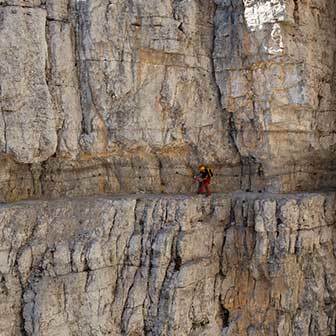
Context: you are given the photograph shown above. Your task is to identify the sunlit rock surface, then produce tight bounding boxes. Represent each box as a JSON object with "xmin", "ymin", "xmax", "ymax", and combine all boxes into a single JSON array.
[
  {"xmin": 0, "ymin": 0, "xmax": 335, "ymax": 201},
  {"xmin": 1, "ymin": 1, "xmax": 336, "ymax": 335},
  {"xmin": 0, "ymin": 192, "xmax": 335, "ymax": 335},
  {"xmin": 214, "ymin": 0, "xmax": 336, "ymax": 191}
]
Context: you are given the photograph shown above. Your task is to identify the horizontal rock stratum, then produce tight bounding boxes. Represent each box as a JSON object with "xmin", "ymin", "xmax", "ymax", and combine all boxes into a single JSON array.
[{"xmin": 0, "ymin": 192, "xmax": 335, "ymax": 335}]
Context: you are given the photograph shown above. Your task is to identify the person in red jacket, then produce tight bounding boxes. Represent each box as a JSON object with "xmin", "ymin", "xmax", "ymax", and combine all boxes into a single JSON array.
[{"xmin": 194, "ymin": 164, "xmax": 212, "ymax": 196}]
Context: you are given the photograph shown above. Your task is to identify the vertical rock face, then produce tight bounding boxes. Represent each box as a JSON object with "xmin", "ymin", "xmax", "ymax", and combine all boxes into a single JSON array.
[
  {"xmin": 0, "ymin": 193, "xmax": 335, "ymax": 335},
  {"xmin": 1, "ymin": 1, "xmax": 336, "ymax": 335},
  {"xmin": 75, "ymin": 0, "xmax": 225, "ymax": 155},
  {"xmin": 0, "ymin": 5, "xmax": 57, "ymax": 163},
  {"xmin": 0, "ymin": 0, "xmax": 240, "ymax": 201},
  {"xmin": 0, "ymin": 0, "xmax": 335, "ymax": 200},
  {"xmin": 0, "ymin": 195, "xmax": 229, "ymax": 335},
  {"xmin": 222, "ymin": 193, "xmax": 336, "ymax": 335},
  {"xmin": 214, "ymin": 0, "xmax": 336, "ymax": 191}
]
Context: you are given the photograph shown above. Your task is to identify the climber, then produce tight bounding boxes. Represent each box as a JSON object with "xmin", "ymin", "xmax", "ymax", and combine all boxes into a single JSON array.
[{"xmin": 194, "ymin": 164, "xmax": 213, "ymax": 197}]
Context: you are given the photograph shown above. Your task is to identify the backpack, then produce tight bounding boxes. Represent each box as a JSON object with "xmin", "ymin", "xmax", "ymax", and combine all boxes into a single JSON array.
[{"xmin": 206, "ymin": 167, "xmax": 214, "ymax": 177}]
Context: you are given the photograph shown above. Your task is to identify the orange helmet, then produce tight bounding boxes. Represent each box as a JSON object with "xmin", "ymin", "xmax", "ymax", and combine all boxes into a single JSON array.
[{"xmin": 198, "ymin": 164, "xmax": 206, "ymax": 171}]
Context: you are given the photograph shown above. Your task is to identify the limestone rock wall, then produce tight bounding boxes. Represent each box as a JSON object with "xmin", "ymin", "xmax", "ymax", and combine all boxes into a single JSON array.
[
  {"xmin": 214, "ymin": 0, "xmax": 336, "ymax": 191},
  {"xmin": 0, "ymin": 0, "xmax": 239, "ymax": 202},
  {"xmin": 1, "ymin": 2, "xmax": 336, "ymax": 335},
  {"xmin": 222, "ymin": 193, "xmax": 336, "ymax": 335},
  {"xmin": 0, "ymin": 0, "xmax": 335, "ymax": 201},
  {"xmin": 0, "ymin": 193, "xmax": 335, "ymax": 335}
]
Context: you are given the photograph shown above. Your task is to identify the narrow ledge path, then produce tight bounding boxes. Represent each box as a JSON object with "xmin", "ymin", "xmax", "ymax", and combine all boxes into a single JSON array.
[{"xmin": 1, "ymin": 190, "xmax": 335, "ymax": 209}]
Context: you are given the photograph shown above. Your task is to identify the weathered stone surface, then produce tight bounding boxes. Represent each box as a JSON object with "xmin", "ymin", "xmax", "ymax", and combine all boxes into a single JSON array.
[
  {"xmin": 0, "ymin": 192, "xmax": 335, "ymax": 335},
  {"xmin": 1, "ymin": 2, "xmax": 336, "ymax": 334},
  {"xmin": 221, "ymin": 192, "xmax": 336, "ymax": 335},
  {"xmin": 0, "ymin": 194, "xmax": 228, "ymax": 335},
  {"xmin": 214, "ymin": 0, "xmax": 336, "ymax": 192},
  {"xmin": 2, "ymin": 0, "xmax": 335, "ymax": 200},
  {"xmin": 0, "ymin": 5, "xmax": 57, "ymax": 163},
  {"xmin": 0, "ymin": 0, "xmax": 241, "ymax": 201}
]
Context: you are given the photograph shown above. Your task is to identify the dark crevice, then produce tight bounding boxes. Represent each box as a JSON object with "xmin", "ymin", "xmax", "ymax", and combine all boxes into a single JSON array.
[
  {"xmin": 2, "ymin": 112, "xmax": 7, "ymax": 152},
  {"xmin": 218, "ymin": 298, "xmax": 230, "ymax": 328},
  {"xmin": 174, "ymin": 255, "xmax": 182, "ymax": 272},
  {"xmin": 177, "ymin": 22, "xmax": 185, "ymax": 34},
  {"xmin": 14, "ymin": 252, "xmax": 30, "ymax": 336},
  {"xmin": 46, "ymin": 17, "xmax": 70, "ymax": 24},
  {"xmin": 44, "ymin": 19, "xmax": 52, "ymax": 90},
  {"xmin": 293, "ymin": 0, "xmax": 300, "ymax": 25},
  {"xmin": 0, "ymin": 273, "xmax": 8, "ymax": 296},
  {"xmin": 0, "ymin": 10, "xmax": 4, "ymax": 30},
  {"xmin": 229, "ymin": 200, "xmax": 236, "ymax": 225},
  {"xmin": 75, "ymin": 0, "xmax": 94, "ymax": 136}
]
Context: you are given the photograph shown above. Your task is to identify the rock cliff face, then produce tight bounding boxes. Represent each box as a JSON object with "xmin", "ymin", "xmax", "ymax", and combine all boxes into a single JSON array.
[
  {"xmin": 214, "ymin": 0, "xmax": 336, "ymax": 192},
  {"xmin": 1, "ymin": 0, "xmax": 335, "ymax": 201},
  {"xmin": 1, "ymin": 1, "xmax": 336, "ymax": 336},
  {"xmin": 0, "ymin": 0, "xmax": 238, "ymax": 202},
  {"xmin": 0, "ymin": 193, "xmax": 335, "ymax": 335}
]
